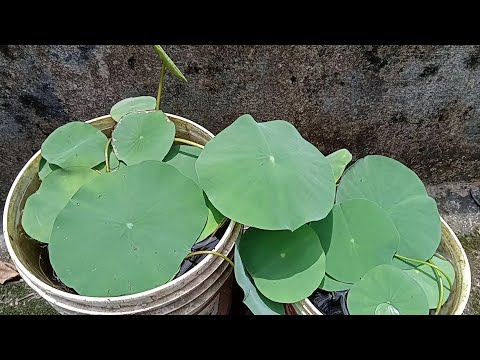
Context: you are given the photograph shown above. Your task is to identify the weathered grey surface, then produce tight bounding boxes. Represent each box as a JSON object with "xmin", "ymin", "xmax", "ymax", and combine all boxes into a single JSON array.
[
  {"xmin": 1, "ymin": 45, "xmax": 480, "ymax": 205},
  {"xmin": 427, "ymin": 182, "xmax": 480, "ymax": 236}
]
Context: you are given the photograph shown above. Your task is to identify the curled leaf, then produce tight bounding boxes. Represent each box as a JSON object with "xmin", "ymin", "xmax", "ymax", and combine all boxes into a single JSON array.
[
  {"xmin": 0, "ymin": 261, "xmax": 19, "ymax": 284},
  {"xmin": 153, "ymin": 45, "xmax": 187, "ymax": 82}
]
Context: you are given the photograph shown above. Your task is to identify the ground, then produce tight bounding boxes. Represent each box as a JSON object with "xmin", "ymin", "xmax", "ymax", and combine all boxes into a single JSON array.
[
  {"xmin": 458, "ymin": 232, "xmax": 480, "ymax": 314},
  {"xmin": 1, "ymin": 181, "xmax": 478, "ymax": 315},
  {"xmin": 0, "ymin": 280, "xmax": 57, "ymax": 315}
]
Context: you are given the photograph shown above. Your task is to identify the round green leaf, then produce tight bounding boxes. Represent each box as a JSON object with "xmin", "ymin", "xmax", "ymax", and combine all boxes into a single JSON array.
[
  {"xmin": 153, "ymin": 45, "xmax": 187, "ymax": 82},
  {"xmin": 196, "ymin": 114, "xmax": 336, "ymax": 231},
  {"xmin": 22, "ymin": 168, "xmax": 99, "ymax": 243},
  {"xmin": 41, "ymin": 122, "xmax": 108, "ymax": 169},
  {"xmin": 326, "ymin": 148, "xmax": 352, "ymax": 182},
  {"xmin": 319, "ymin": 274, "xmax": 352, "ymax": 292},
  {"xmin": 163, "ymin": 145, "xmax": 202, "ymax": 185},
  {"xmin": 110, "ymin": 96, "xmax": 156, "ymax": 122},
  {"xmin": 310, "ymin": 198, "xmax": 399, "ymax": 283},
  {"xmin": 49, "ymin": 161, "xmax": 208, "ymax": 297},
  {"xmin": 38, "ymin": 157, "xmax": 60, "ymax": 180},
  {"xmin": 336, "ymin": 155, "xmax": 441, "ymax": 266},
  {"xmin": 234, "ymin": 239, "xmax": 284, "ymax": 315},
  {"xmin": 404, "ymin": 255, "xmax": 455, "ymax": 308},
  {"xmin": 112, "ymin": 110, "xmax": 175, "ymax": 165},
  {"xmin": 239, "ymin": 225, "xmax": 326, "ymax": 303},
  {"xmin": 347, "ymin": 264, "xmax": 429, "ymax": 315}
]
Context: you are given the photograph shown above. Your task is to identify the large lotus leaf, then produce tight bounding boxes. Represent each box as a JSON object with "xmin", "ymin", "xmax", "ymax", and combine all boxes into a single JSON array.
[
  {"xmin": 38, "ymin": 157, "xmax": 60, "ymax": 180},
  {"xmin": 163, "ymin": 145, "xmax": 202, "ymax": 185},
  {"xmin": 404, "ymin": 255, "xmax": 455, "ymax": 308},
  {"xmin": 310, "ymin": 198, "xmax": 399, "ymax": 283},
  {"xmin": 234, "ymin": 239, "xmax": 284, "ymax": 315},
  {"xmin": 112, "ymin": 110, "xmax": 175, "ymax": 165},
  {"xmin": 41, "ymin": 122, "xmax": 107, "ymax": 168},
  {"xmin": 239, "ymin": 225, "xmax": 326, "ymax": 303},
  {"xmin": 319, "ymin": 274, "xmax": 352, "ymax": 292},
  {"xmin": 347, "ymin": 264, "xmax": 429, "ymax": 315},
  {"xmin": 110, "ymin": 96, "xmax": 156, "ymax": 122},
  {"xmin": 22, "ymin": 168, "xmax": 99, "ymax": 243},
  {"xmin": 49, "ymin": 161, "xmax": 208, "ymax": 297},
  {"xmin": 153, "ymin": 45, "xmax": 187, "ymax": 82},
  {"xmin": 336, "ymin": 155, "xmax": 441, "ymax": 266},
  {"xmin": 196, "ymin": 114, "xmax": 336, "ymax": 231},
  {"xmin": 326, "ymin": 149, "xmax": 352, "ymax": 182}
]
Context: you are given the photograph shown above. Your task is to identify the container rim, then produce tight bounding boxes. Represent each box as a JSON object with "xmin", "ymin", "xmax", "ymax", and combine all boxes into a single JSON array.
[{"xmin": 2, "ymin": 113, "xmax": 238, "ymax": 303}]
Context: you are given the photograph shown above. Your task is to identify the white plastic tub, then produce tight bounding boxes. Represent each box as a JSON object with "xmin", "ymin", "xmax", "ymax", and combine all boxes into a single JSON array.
[{"xmin": 3, "ymin": 114, "xmax": 242, "ymax": 315}]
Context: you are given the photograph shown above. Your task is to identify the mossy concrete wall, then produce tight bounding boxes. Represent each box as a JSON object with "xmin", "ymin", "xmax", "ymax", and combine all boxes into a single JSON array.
[{"xmin": 1, "ymin": 45, "xmax": 480, "ymax": 206}]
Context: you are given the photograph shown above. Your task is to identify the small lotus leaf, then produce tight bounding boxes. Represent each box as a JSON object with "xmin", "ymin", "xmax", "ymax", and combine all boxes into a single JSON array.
[
  {"xmin": 234, "ymin": 239, "xmax": 284, "ymax": 315},
  {"xmin": 22, "ymin": 168, "xmax": 99, "ymax": 243},
  {"xmin": 347, "ymin": 264, "xmax": 429, "ymax": 315},
  {"xmin": 326, "ymin": 148, "xmax": 352, "ymax": 182},
  {"xmin": 310, "ymin": 198, "xmax": 399, "ymax": 283},
  {"xmin": 110, "ymin": 96, "xmax": 156, "ymax": 122},
  {"xmin": 49, "ymin": 161, "xmax": 208, "ymax": 297},
  {"xmin": 239, "ymin": 225, "xmax": 326, "ymax": 303},
  {"xmin": 196, "ymin": 114, "xmax": 336, "ymax": 231},
  {"xmin": 41, "ymin": 122, "xmax": 107, "ymax": 168},
  {"xmin": 112, "ymin": 110, "xmax": 175, "ymax": 165}
]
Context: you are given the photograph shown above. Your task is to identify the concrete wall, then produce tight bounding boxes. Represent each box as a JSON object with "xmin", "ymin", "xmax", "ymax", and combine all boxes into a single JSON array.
[{"xmin": 1, "ymin": 45, "xmax": 480, "ymax": 205}]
